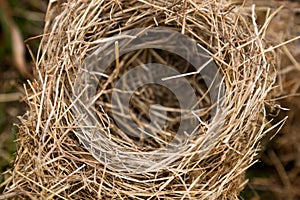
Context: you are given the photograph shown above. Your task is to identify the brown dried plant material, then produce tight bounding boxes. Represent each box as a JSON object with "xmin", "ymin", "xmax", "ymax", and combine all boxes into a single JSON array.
[
  {"xmin": 0, "ymin": 0, "xmax": 30, "ymax": 77},
  {"xmin": 1, "ymin": 0, "xmax": 284, "ymax": 199},
  {"xmin": 244, "ymin": 0, "xmax": 300, "ymax": 199}
]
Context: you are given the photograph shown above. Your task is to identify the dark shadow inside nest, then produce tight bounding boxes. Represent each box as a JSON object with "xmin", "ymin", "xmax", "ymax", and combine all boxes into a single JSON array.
[{"xmin": 94, "ymin": 48, "xmax": 212, "ymax": 152}]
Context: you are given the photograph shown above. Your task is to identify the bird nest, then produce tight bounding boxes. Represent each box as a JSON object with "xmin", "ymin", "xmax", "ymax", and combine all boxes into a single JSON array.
[{"xmin": 2, "ymin": 0, "xmax": 281, "ymax": 199}]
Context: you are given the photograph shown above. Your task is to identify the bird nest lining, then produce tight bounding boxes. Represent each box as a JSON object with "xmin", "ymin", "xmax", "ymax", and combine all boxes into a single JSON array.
[
  {"xmin": 72, "ymin": 27, "xmax": 225, "ymax": 174},
  {"xmin": 3, "ymin": 0, "xmax": 280, "ymax": 199}
]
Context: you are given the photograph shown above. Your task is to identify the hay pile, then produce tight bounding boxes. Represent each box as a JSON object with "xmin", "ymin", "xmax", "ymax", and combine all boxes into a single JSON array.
[{"xmin": 2, "ymin": 0, "xmax": 282, "ymax": 199}]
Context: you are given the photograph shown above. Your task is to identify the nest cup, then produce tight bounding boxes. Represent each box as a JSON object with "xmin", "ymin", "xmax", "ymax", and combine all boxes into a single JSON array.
[
  {"xmin": 73, "ymin": 27, "xmax": 225, "ymax": 174},
  {"xmin": 3, "ymin": 0, "xmax": 279, "ymax": 199}
]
